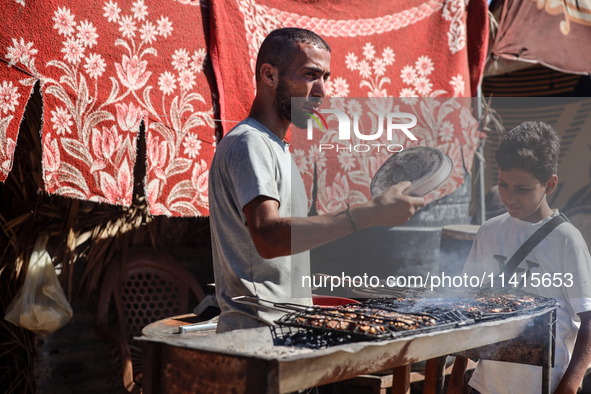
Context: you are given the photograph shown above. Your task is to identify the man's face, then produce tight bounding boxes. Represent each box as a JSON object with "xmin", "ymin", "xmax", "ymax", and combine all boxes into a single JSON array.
[
  {"xmin": 497, "ymin": 167, "xmax": 554, "ymax": 223},
  {"xmin": 273, "ymin": 43, "xmax": 331, "ymax": 129}
]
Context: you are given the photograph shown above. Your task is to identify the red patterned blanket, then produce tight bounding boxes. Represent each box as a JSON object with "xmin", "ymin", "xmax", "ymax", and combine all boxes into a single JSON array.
[{"xmin": 1, "ymin": 0, "xmax": 215, "ymax": 216}]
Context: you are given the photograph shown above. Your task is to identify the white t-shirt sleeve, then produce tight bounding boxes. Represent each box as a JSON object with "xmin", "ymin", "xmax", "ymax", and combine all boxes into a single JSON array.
[{"xmin": 562, "ymin": 242, "xmax": 591, "ymax": 315}]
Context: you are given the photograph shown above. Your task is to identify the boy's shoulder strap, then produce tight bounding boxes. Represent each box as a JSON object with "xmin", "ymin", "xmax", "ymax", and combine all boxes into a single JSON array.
[{"xmin": 502, "ymin": 213, "xmax": 569, "ymax": 277}]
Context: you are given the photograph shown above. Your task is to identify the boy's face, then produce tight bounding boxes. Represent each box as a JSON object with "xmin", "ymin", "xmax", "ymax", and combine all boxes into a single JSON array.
[{"xmin": 497, "ymin": 167, "xmax": 557, "ymax": 223}]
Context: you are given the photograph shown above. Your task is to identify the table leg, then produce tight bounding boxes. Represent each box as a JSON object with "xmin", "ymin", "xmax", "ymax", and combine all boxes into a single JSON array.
[
  {"xmin": 391, "ymin": 364, "xmax": 411, "ymax": 394},
  {"xmin": 424, "ymin": 357, "xmax": 447, "ymax": 394},
  {"xmin": 542, "ymin": 310, "xmax": 555, "ymax": 394},
  {"xmin": 141, "ymin": 341, "xmax": 159, "ymax": 394}
]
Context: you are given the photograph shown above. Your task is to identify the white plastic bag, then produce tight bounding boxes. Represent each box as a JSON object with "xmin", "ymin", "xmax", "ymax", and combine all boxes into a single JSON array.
[{"xmin": 5, "ymin": 235, "xmax": 73, "ymax": 336}]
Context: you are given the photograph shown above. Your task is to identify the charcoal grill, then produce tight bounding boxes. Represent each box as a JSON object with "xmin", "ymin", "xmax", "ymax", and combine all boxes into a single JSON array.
[{"xmin": 139, "ymin": 290, "xmax": 557, "ymax": 394}]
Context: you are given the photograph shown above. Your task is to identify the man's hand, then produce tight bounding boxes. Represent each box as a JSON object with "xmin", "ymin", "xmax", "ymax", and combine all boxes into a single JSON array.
[{"xmin": 355, "ymin": 181, "xmax": 426, "ymax": 228}]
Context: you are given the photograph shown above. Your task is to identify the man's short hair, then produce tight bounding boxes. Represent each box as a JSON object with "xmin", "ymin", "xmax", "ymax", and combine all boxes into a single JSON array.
[
  {"xmin": 495, "ymin": 121, "xmax": 560, "ymax": 182},
  {"xmin": 255, "ymin": 28, "xmax": 331, "ymax": 81}
]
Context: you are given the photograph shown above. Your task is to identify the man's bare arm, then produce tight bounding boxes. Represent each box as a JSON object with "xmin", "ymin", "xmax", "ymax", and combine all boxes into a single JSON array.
[{"xmin": 244, "ymin": 181, "xmax": 425, "ymax": 259}]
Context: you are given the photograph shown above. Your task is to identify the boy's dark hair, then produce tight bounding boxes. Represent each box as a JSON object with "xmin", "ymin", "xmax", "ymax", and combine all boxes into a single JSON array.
[
  {"xmin": 255, "ymin": 28, "xmax": 331, "ymax": 82},
  {"xmin": 495, "ymin": 121, "xmax": 560, "ymax": 182}
]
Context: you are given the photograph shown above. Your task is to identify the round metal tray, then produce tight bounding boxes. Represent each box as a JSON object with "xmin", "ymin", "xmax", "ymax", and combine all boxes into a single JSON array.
[{"xmin": 370, "ymin": 146, "xmax": 453, "ymax": 197}]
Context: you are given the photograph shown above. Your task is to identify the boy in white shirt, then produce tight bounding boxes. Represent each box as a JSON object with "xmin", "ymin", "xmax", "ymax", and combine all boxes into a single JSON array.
[{"xmin": 448, "ymin": 121, "xmax": 591, "ymax": 394}]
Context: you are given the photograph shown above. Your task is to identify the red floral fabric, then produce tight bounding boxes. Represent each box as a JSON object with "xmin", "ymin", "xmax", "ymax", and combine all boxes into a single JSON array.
[
  {"xmin": 1, "ymin": 0, "xmax": 215, "ymax": 216},
  {"xmin": 0, "ymin": 62, "xmax": 34, "ymax": 181},
  {"xmin": 209, "ymin": 0, "xmax": 488, "ymax": 209},
  {"xmin": 1, "ymin": 0, "xmax": 488, "ymax": 216}
]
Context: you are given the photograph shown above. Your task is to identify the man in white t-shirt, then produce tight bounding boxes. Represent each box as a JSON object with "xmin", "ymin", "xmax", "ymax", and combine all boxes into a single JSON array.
[
  {"xmin": 447, "ymin": 121, "xmax": 591, "ymax": 394},
  {"xmin": 209, "ymin": 28, "xmax": 426, "ymax": 332}
]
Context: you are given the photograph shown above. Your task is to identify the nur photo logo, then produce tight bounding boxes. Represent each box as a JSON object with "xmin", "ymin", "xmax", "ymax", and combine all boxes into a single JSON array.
[
  {"xmin": 298, "ymin": 98, "xmax": 419, "ymax": 153},
  {"xmin": 304, "ymin": 106, "xmax": 328, "ymax": 132}
]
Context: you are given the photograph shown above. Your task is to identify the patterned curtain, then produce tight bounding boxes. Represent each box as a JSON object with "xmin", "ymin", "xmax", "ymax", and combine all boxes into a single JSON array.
[
  {"xmin": 1, "ymin": 0, "xmax": 489, "ymax": 216},
  {"xmin": 1, "ymin": 0, "xmax": 216, "ymax": 216}
]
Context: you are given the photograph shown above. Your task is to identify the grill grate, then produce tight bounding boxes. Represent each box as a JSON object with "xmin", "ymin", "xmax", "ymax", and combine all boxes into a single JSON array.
[
  {"xmin": 275, "ymin": 288, "xmax": 556, "ymax": 348},
  {"xmin": 272, "ymin": 325, "xmax": 360, "ymax": 349},
  {"xmin": 276, "ymin": 305, "xmax": 448, "ymax": 340},
  {"xmin": 363, "ymin": 288, "xmax": 557, "ymax": 321}
]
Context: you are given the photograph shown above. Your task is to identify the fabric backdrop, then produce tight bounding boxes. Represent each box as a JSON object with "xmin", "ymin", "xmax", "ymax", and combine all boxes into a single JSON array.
[
  {"xmin": 210, "ymin": 0, "xmax": 488, "ymax": 209},
  {"xmin": 490, "ymin": 0, "xmax": 591, "ymax": 75},
  {"xmin": 1, "ymin": 0, "xmax": 489, "ymax": 216},
  {"xmin": 0, "ymin": 59, "xmax": 33, "ymax": 180},
  {"xmin": 1, "ymin": 0, "xmax": 215, "ymax": 216}
]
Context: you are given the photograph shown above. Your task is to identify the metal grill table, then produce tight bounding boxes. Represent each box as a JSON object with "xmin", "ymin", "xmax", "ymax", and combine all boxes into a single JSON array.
[{"xmin": 139, "ymin": 306, "xmax": 556, "ymax": 394}]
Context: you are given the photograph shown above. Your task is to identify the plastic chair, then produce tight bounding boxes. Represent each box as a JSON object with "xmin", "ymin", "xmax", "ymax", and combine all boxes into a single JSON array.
[{"xmin": 95, "ymin": 247, "xmax": 205, "ymax": 393}]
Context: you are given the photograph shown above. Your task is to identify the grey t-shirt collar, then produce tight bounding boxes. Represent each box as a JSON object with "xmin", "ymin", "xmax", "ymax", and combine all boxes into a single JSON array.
[{"xmin": 242, "ymin": 117, "xmax": 289, "ymax": 152}]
